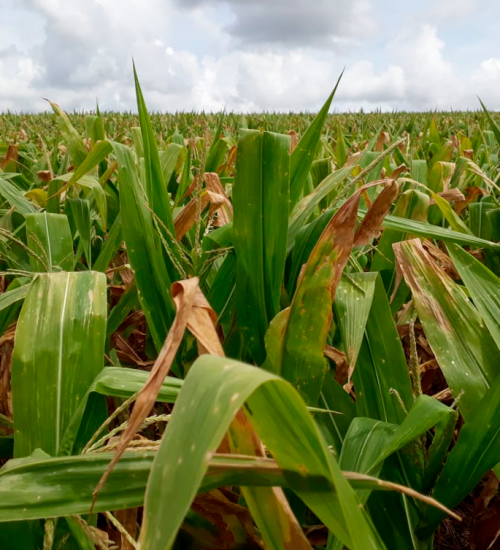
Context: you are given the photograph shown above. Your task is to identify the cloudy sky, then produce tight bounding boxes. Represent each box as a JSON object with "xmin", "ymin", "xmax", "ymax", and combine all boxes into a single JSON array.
[{"xmin": 1, "ymin": 0, "xmax": 499, "ymax": 113}]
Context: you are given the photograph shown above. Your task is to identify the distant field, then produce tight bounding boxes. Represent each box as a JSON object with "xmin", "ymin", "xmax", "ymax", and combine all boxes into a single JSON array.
[{"xmin": 1, "ymin": 108, "xmax": 499, "ymax": 142}]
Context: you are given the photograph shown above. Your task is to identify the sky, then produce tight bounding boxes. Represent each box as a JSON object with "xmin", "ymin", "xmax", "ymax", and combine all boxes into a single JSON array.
[{"xmin": 0, "ymin": 0, "xmax": 499, "ymax": 113}]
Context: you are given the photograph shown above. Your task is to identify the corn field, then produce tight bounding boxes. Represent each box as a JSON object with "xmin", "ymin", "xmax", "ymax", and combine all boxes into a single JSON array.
[{"xmin": 1, "ymin": 68, "xmax": 500, "ymax": 550}]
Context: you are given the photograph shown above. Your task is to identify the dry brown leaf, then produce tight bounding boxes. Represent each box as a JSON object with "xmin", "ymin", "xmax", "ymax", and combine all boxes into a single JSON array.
[
  {"xmin": 0, "ymin": 144, "xmax": 19, "ymax": 170},
  {"xmin": 390, "ymin": 164, "xmax": 408, "ymax": 179},
  {"xmin": 432, "ymin": 388, "xmax": 453, "ymax": 402},
  {"xmin": 422, "ymin": 240, "xmax": 460, "ymax": 279},
  {"xmin": 471, "ymin": 474, "xmax": 500, "ymax": 550},
  {"xmin": 474, "ymin": 472, "xmax": 499, "ymax": 519},
  {"xmin": 429, "ymin": 188, "xmax": 465, "ymax": 205},
  {"xmin": 92, "ymin": 277, "xmax": 201, "ymax": 509},
  {"xmin": 0, "ymin": 340, "xmax": 13, "ymax": 424},
  {"xmin": 288, "ymin": 130, "xmax": 299, "ymax": 154},
  {"xmin": 115, "ymin": 508, "xmax": 138, "ymax": 550},
  {"xmin": 217, "ymin": 145, "xmax": 237, "ymax": 176},
  {"xmin": 455, "ymin": 186, "xmax": 489, "ymax": 215},
  {"xmin": 174, "ymin": 193, "xmax": 211, "ymax": 240},
  {"xmin": 354, "ymin": 180, "xmax": 399, "ymax": 246},
  {"xmin": 345, "ymin": 151, "xmax": 362, "ymax": 167},
  {"xmin": 37, "ymin": 170, "xmax": 52, "ymax": 183},
  {"xmin": 323, "ymin": 344, "xmax": 346, "ymax": 365},
  {"xmin": 175, "ymin": 189, "xmax": 229, "ymax": 239},
  {"xmin": 374, "ymin": 131, "xmax": 390, "ymax": 152},
  {"xmin": 204, "ymin": 172, "xmax": 233, "ymax": 226}
]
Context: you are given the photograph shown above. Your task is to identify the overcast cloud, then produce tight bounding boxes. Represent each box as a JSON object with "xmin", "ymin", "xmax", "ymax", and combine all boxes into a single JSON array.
[{"xmin": 0, "ymin": 0, "xmax": 499, "ymax": 112}]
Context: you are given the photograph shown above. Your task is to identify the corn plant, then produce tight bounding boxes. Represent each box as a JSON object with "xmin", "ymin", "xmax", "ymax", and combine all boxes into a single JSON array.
[{"xmin": 0, "ymin": 67, "xmax": 500, "ymax": 550}]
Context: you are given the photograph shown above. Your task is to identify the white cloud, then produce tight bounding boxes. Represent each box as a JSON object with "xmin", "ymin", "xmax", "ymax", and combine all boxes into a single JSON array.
[
  {"xmin": 0, "ymin": 1, "xmax": 498, "ymax": 112},
  {"xmin": 431, "ymin": 0, "xmax": 479, "ymax": 21},
  {"xmin": 174, "ymin": 0, "xmax": 376, "ymax": 48}
]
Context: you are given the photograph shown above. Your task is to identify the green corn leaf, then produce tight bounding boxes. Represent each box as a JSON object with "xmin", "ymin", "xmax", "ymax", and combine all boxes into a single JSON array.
[
  {"xmin": 25, "ymin": 212, "xmax": 74, "ymax": 271},
  {"xmin": 106, "ymin": 283, "xmax": 139, "ymax": 343},
  {"xmin": 353, "ymin": 275, "xmax": 413, "ymax": 424},
  {"xmin": 52, "ymin": 171, "xmax": 108, "ymax": 231},
  {"xmin": 11, "ymin": 271, "xmax": 107, "ymax": 457},
  {"xmin": 469, "ymin": 201, "xmax": 494, "ymax": 240},
  {"xmin": 87, "ymin": 367, "xmax": 182, "ymax": 402},
  {"xmin": 176, "ymin": 143, "xmax": 191, "ymax": 201},
  {"xmin": 0, "ymin": 178, "xmax": 37, "ymax": 214},
  {"xmin": 233, "ymin": 129, "xmax": 290, "ymax": 364},
  {"xmin": 0, "ymin": 449, "xmax": 436, "ymax": 525},
  {"xmin": 62, "ymin": 140, "xmax": 112, "ymax": 191},
  {"xmin": 93, "ymin": 213, "xmax": 122, "ymax": 273},
  {"xmin": 0, "ymin": 283, "xmax": 30, "ymax": 312},
  {"xmin": 287, "ymin": 165, "xmax": 353, "ymax": 254},
  {"xmin": 289, "ymin": 74, "xmax": 342, "ymax": 208},
  {"xmin": 316, "ymin": 373, "xmax": 356, "ymax": 457},
  {"xmin": 430, "ymin": 192, "xmax": 472, "ymax": 235},
  {"xmin": 68, "ymin": 198, "xmax": 92, "ymax": 267},
  {"xmin": 0, "ymin": 452, "xmax": 308, "ymax": 522},
  {"xmin": 287, "ymin": 209, "xmax": 334, "ymax": 296},
  {"xmin": 371, "ymin": 188, "xmax": 429, "ymax": 278},
  {"xmin": 161, "ymin": 143, "xmax": 183, "ymax": 187},
  {"xmin": 140, "ymin": 355, "xmax": 386, "ymax": 550},
  {"xmin": 335, "ymin": 272, "xmax": 377, "ymax": 378},
  {"xmin": 422, "ymin": 408, "xmax": 457, "ymax": 494},
  {"xmin": 112, "ymin": 141, "xmax": 175, "ymax": 352},
  {"xmin": 85, "ymin": 114, "xmax": 105, "ymax": 145},
  {"xmin": 48, "ymin": 100, "xmax": 88, "ymax": 168},
  {"xmin": 133, "ymin": 64, "xmax": 175, "ymax": 235},
  {"xmin": 373, "ymin": 211, "xmax": 500, "ymax": 249},
  {"xmin": 341, "ymin": 396, "xmax": 452, "ymax": 479},
  {"xmin": 479, "ymin": 98, "xmax": 500, "ymax": 148},
  {"xmin": 206, "ymin": 252, "xmax": 236, "ymax": 325},
  {"xmin": 447, "ymin": 244, "xmax": 500, "ymax": 351},
  {"xmin": 335, "ymin": 126, "xmax": 347, "ymax": 167},
  {"xmin": 205, "ymin": 113, "xmax": 228, "ymax": 172}
]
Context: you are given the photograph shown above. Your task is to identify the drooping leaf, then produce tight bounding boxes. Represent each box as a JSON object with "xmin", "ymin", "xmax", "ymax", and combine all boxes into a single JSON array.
[
  {"xmin": 341, "ymin": 396, "xmax": 452, "ymax": 479},
  {"xmin": 0, "ymin": 450, "xmax": 446, "ymax": 525},
  {"xmin": 373, "ymin": 211, "xmax": 500, "ymax": 249},
  {"xmin": 394, "ymin": 239, "xmax": 500, "ymax": 418},
  {"xmin": 48, "ymin": 100, "xmax": 88, "ymax": 168},
  {"xmin": 0, "ymin": 178, "xmax": 37, "ymax": 214},
  {"xmin": 140, "ymin": 355, "xmax": 386, "ymax": 550}
]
